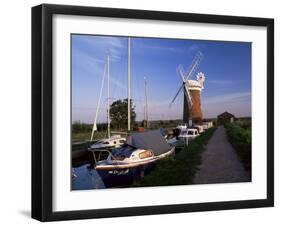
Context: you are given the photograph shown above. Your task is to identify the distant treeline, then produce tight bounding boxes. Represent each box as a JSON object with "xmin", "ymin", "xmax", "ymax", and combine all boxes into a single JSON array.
[
  {"xmin": 72, "ymin": 117, "xmax": 251, "ymax": 134},
  {"xmin": 72, "ymin": 119, "xmax": 183, "ymax": 134},
  {"xmin": 72, "ymin": 121, "xmax": 106, "ymax": 134}
]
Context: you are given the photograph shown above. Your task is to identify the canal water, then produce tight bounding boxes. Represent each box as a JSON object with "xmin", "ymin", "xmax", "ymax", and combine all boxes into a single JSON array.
[
  {"xmin": 71, "ymin": 163, "xmax": 148, "ymax": 190},
  {"xmin": 72, "ymin": 165, "xmax": 106, "ymax": 190},
  {"xmin": 71, "ymin": 147, "xmax": 147, "ymax": 190}
]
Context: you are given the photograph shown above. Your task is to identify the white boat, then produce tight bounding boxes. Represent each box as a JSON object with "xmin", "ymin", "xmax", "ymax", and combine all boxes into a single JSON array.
[
  {"xmin": 89, "ymin": 135, "xmax": 126, "ymax": 150},
  {"xmin": 93, "ymin": 130, "xmax": 175, "ymax": 186},
  {"xmin": 167, "ymin": 125, "xmax": 200, "ymax": 146},
  {"xmin": 193, "ymin": 124, "xmax": 204, "ymax": 133},
  {"xmin": 95, "ymin": 145, "xmax": 174, "ymax": 171},
  {"xmin": 178, "ymin": 128, "xmax": 199, "ymax": 140}
]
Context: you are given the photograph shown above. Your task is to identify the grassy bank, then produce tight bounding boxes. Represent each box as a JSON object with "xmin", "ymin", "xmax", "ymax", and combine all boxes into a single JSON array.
[
  {"xmin": 131, "ymin": 127, "xmax": 217, "ymax": 187},
  {"xmin": 225, "ymin": 122, "xmax": 251, "ymax": 170},
  {"xmin": 72, "ymin": 131, "xmax": 106, "ymax": 143}
]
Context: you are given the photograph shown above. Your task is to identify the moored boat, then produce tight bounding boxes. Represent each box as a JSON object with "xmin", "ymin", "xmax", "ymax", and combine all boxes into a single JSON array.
[
  {"xmin": 178, "ymin": 128, "xmax": 199, "ymax": 140},
  {"xmin": 88, "ymin": 135, "xmax": 126, "ymax": 150},
  {"xmin": 93, "ymin": 130, "xmax": 175, "ymax": 186}
]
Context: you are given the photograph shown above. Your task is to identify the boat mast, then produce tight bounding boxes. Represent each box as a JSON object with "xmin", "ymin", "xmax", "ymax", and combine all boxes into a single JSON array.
[
  {"xmin": 144, "ymin": 77, "xmax": 148, "ymax": 128},
  {"xmin": 90, "ymin": 62, "xmax": 107, "ymax": 141},
  {"xmin": 107, "ymin": 55, "xmax": 110, "ymax": 138},
  {"xmin": 128, "ymin": 37, "xmax": 131, "ymax": 131}
]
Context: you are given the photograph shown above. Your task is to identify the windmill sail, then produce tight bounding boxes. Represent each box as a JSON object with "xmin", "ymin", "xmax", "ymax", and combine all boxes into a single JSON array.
[
  {"xmin": 184, "ymin": 83, "xmax": 193, "ymax": 108},
  {"xmin": 169, "ymin": 51, "xmax": 204, "ymax": 124},
  {"xmin": 169, "ymin": 84, "xmax": 184, "ymax": 107},
  {"xmin": 184, "ymin": 51, "xmax": 203, "ymax": 80}
]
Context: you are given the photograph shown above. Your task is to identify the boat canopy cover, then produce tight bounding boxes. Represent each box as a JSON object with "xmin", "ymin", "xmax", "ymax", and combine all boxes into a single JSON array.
[{"xmin": 127, "ymin": 130, "xmax": 171, "ymax": 155}]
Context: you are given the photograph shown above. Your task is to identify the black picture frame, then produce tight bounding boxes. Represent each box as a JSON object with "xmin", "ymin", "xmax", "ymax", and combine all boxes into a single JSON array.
[{"xmin": 32, "ymin": 4, "xmax": 274, "ymax": 222}]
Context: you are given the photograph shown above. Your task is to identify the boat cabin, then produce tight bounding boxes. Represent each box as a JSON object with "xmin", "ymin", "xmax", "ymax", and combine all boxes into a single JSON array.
[
  {"xmin": 178, "ymin": 128, "xmax": 199, "ymax": 140},
  {"xmin": 89, "ymin": 135, "xmax": 126, "ymax": 150}
]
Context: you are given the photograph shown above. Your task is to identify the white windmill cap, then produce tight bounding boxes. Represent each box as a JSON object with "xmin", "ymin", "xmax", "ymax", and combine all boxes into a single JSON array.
[{"xmin": 187, "ymin": 80, "xmax": 202, "ymax": 90}]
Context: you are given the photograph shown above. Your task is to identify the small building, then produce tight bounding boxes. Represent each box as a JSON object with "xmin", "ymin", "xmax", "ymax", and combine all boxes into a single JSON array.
[{"xmin": 217, "ymin": 112, "xmax": 235, "ymax": 125}]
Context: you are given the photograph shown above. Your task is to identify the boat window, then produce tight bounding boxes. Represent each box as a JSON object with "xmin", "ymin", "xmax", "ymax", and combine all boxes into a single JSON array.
[
  {"xmin": 139, "ymin": 150, "xmax": 153, "ymax": 159},
  {"xmin": 188, "ymin": 131, "xmax": 193, "ymax": 135},
  {"xmin": 103, "ymin": 142, "xmax": 109, "ymax": 145},
  {"xmin": 119, "ymin": 140, "xmax": 125, "ymax": 143},
  {"xmin": 113, "ymin": 141, "xmax": 116, "ymax": 144}
]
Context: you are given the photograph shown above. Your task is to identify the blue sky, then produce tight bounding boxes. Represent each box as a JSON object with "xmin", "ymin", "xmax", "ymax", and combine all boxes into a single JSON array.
[{"xmin": 72, "ymin": 34, "xmax": 251, "ymax": 123}]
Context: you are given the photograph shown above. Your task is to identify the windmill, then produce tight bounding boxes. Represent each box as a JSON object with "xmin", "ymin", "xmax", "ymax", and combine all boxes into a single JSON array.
[{"xmin": 170, "ymin": 52, "xmax": 205, "ymax": 126}]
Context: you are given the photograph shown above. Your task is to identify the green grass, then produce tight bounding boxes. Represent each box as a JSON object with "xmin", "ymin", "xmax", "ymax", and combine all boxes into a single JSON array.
[
  {"xmin": 225, "ymin": 122, "xmax": 251, "ymax": 170},
  {"xmin": 131, "ymin": 127, "xmax": 217, "ymax": 187},
  {"xmin": 72, "ymin": 131, "xmax": 107, "ymax": 143}
]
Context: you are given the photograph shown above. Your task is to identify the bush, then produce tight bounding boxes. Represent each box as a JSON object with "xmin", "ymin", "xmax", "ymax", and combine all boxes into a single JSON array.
[{"xmin": 225, "ymin": 123, "xmax": 251, "ymax": 170}]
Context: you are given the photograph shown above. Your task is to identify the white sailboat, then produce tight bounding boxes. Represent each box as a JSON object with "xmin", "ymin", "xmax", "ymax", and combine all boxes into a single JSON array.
[
  {"xmin": 88, "ymin": 55, "xmax": 126, "ymax": 150},
  {"xmin": 92, "ymin": 37, "xmax": 175, "ymax": 184}
]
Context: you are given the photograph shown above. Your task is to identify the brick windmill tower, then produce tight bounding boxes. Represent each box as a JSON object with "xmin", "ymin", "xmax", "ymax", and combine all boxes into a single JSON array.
[{"xmin": 170, "ymin": 52, "xmax": 205, "ymax": 126}]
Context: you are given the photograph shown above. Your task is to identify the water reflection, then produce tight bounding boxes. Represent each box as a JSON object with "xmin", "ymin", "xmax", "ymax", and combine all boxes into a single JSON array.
[{"xmin": 72, "ymin": 165, "xmax": 105, "ymax": 190}]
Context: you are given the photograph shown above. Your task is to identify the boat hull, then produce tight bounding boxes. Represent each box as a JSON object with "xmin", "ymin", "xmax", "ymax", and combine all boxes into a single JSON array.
[
  {"xmin": 96, "ymin": 163, "xmax": 154, "ymax": 187},
  {"xmin": 95, "ymin": 147, "xmax": 175, "ymax": 187}
]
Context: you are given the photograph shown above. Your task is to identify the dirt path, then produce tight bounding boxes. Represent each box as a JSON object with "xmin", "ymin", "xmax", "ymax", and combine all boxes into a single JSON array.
[{"xmin": 193, "ymin": 126, "xmax": 251, "ymax": 184}]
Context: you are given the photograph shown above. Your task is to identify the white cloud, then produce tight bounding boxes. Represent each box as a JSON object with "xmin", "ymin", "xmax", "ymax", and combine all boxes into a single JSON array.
[{"xmin": 76, "ymin": 35, "xmax": 126, "ymax": 62}]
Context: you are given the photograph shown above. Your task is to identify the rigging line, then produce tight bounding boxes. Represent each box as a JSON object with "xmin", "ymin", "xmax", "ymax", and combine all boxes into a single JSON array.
[
  {"xmin": 137, "ymin": 41, "xmax": 144, "ymax": 103},
  {"xmin": 110, "ymin": 41, "xmax": 123, "ymax": 102},
  {"xmin": 120, "ymin": 42, "xmax": 127, "ymax": 100},
  {"xmin": 110, "ymin": 59, "xmax": 117, "ymax": 101},
  {"xmin": 90, "ymin": 61, "xmax": 107, "ymax": 142},
  {"xmin": 135, "ymin": 53, "xmax": 144, "ymax": 105},
  {"xmin": 131, "ymin": 40, "xmax": 136, "ymax": 102},
  {"xmin": 120, "ymin": 43, "xmax": 126, "ymax": 101},
  {"xmin": 131, "ymin": 39, "xmax": 144, "ymax": 120}
]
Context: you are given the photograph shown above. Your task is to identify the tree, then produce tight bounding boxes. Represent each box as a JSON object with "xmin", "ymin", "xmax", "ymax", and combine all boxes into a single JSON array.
[{"xmin": 110, "ymin": 98, "xmax": 136, "ymax": 130}]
